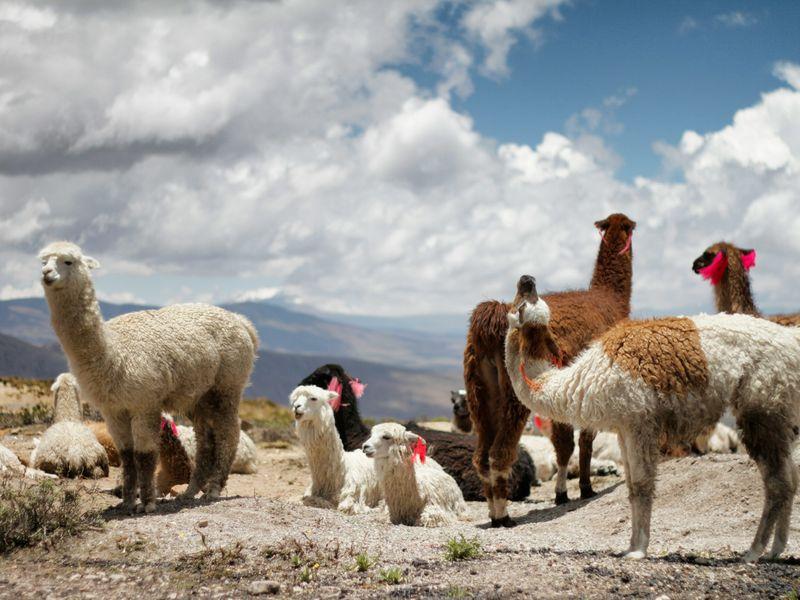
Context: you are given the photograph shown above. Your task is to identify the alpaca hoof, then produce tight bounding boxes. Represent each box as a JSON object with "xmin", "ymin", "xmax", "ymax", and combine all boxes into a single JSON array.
[
  {"xmin": 580, "ymin": 486, "xmax": 597, "ymax": 500},
  {"xmin": 624, "ymin": 550, "xmax": 646, "ymax": 560},
  {"xmin": 742, "ymin": 549, "xmax": 762, "ymax": 563},
  {"xmin": 555, "ymin": 491, "xmax": 569, "ymax": 505},
  {"xmin": 499, "ymin": 515, "xmax": 517, "ymax": 528},
  {"xmin": 204, "ymin": 488, "xmax": 221, "ymax": 500},
  {"xmin": 490, "ymin": 518, "xmax": 502, "ymax": 528}
]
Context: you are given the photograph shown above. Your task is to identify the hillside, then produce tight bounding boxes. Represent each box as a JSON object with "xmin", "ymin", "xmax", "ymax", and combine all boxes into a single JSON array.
[
  {"xmin": 0, "ymin": 332, "xmax": 460, "ymax": 420},
  {"xmin": 0, "ymin": 298, "xmax": 463, "ymax": 371}
]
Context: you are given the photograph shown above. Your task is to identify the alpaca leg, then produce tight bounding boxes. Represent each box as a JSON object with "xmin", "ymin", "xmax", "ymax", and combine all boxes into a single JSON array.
[
  {"xmin": 180, "ymin": 411, "xmax": 214, "ymax": 500},
  {"xmin": 622, "ymin": 435, "xmax": 658, "ymax": 559},
  {"xmin": 104, "ymin": 413, "xmax": 136, "ymax": 511},
  {"xmin": 767, "ymin": 457, "xmax": 798, "ymax": 560},
  {"xmin": 131, "ymin": 412, "xmax": 161, "ymax": 513},
  {"xmin": 204, "ymin": 395, "xmax": 242, "ymax": 499},
  {"xmin": 473, "ymin": 433, "xmax": 495, "ymax": 520},
  {"xmin": 551, "ymin": 421, "xmax": 575, "ymax": 505},
  {"xmin": 578, "ymin": 428, "xmax": 598, "ymax": 499},
  {"xmin": 489, "ymin": 430, "xmax": 523, "ymax": 527}
]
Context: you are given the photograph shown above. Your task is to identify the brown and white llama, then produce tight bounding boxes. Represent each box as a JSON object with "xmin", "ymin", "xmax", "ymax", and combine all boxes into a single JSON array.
[
  {"xmin": 464, "ymin": 213, "xmax": 635, "ymax": 526},
  {"xmin": 692, "ymin": 242, "xmax": 800, "ymax": 326},
  {"xmin": 506, "ymin": 275, "xmax": 800, "ymax": 561}
]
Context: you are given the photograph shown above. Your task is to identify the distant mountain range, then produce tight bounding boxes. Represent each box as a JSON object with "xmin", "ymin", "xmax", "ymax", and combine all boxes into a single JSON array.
[{"xmin": 0, "ymin": 297, "xmax": 466, "ymax": 419}]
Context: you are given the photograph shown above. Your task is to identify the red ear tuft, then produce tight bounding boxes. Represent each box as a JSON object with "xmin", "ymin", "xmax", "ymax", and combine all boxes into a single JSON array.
[
  {"xmin": 533, "ymin": 415, "xmax": 543, "ymax": 430},
  {"xmin": 412, "ymin": 437, "xmax": 427, "ymax": 464},
  {"xmin": 741, "ymin": 250, "xmax": 756, "ymax": 271},
  {"xmin": 327, "ymin": 377, "xmax": 344, "ymax": 412},
  {"xmin": 698, "ymin": 251, "xmax": 728, "ymax": 285},
  {"xmin": 349, "ymin": 378, "xmax": 366, "ymax": 399}
]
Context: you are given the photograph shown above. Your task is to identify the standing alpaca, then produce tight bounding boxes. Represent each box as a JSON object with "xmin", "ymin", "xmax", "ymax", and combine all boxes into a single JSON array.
[
  {"xmin": 38, "ymin": 242, "xmax": 258, "ymax": 513},
  {"xmin": 362, "ymin": 423, "xmax": 467, "ymax": 526},
  {"xmin": 692, "ymin": 241, "xmax": 800, "ymax": 325},
  {"xmin": 30, "ymin": 373, "xmax": 109, "ymax": 478},
  {"xmin": 450, "ymin": 390, "xmax": 472, "ymax": 433},
  {"xmin": 464, "ymin": 213, "xmax": 635, "ymax": 526},
  {"xmin": 506, "ymin": 276, "xmax": 800, "ymax": 561},
  {"xmin": 298, "ymin": 364, "xmax": 535, "ymax": 501},
  {"xmin": 290, "ymin": 385, "xmax": 381, "ymax": 514}
]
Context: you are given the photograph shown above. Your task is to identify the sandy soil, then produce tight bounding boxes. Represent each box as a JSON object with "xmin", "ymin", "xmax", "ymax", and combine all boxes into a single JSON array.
[{"xmin": 1, "ymin": 431, "xmax": 798, "ymax": 599}]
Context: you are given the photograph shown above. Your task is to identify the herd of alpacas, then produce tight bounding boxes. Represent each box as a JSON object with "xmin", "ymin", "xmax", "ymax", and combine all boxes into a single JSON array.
[{"xmin": 1, "ymin": 223, "xmax": 798, "ymax": 564}]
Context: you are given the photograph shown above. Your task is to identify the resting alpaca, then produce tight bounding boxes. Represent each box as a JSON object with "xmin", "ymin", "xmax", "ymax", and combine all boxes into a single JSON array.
[
  {"xmin": 506, "ymin": 275, "xmax": 800, "ymax": 561},
  {"xmin": 290, "ymin": 385, "xmax": 381, "ymax": 514},
  {"xmin": 30, "ymin": 373, "xmax": 109, "ymax": 478},
  {"xmin": 39, "ymin": 242, "xmax": 258, "ymax": 513},
  {"xmin": 363, "ymin": 423, "xmax": 467, "ymax": 527},
  {"xmin": 299, "ymin": 364, "xmax": 535, "ymax": 502}
]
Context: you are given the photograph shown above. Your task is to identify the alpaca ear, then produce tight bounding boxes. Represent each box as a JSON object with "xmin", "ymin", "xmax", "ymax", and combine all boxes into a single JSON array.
[
  {"xmin": 594, "ymin": 219, "xmax": 610, "ymax": 230},
  {"xmin": 404, "ymin": 431, "xmax": 420, "ymax": 444},
  {"xmin": 83, "ymin": 255, "xmax": 100, "ymax": 269},
  {"xmin": 324, "ymin": 390, "xmax": 339, "ymax": 402}
]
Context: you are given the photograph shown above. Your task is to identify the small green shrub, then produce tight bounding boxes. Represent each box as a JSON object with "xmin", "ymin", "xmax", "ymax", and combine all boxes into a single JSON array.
[
  {"xmin": 354, "ymin": 552, "xmax": 376, "ymax": 572},
  {"xmin": 0, "ymin": 477, "xmax": 100, "ymax": 553},
  {"xmin": 379, "ymin": 567, "xmax": 403, "ymax": 585},
  {"xmin": 299, "ymin": 566, "xmax": 313, "ymax": 583},
  {"xmin": 19, "ymin": 403, "xmax": 53, "ymax": 426},
  {"xmin": 446, "ymin": 585, "xmax": 471, "ymax": 599},
  {"xmin": 444, "ymin": 535, "xmax": 481, "ymax": 561}
]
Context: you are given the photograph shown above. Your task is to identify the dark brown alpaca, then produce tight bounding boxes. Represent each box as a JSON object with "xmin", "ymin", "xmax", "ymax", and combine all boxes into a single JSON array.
[
  {"xmin": 692, "ymin": 242, "xmax": 800, "ymax": 326},
  {"xmin": 464, "ymin": 213, "xmax": 635, "ymax": 526}
]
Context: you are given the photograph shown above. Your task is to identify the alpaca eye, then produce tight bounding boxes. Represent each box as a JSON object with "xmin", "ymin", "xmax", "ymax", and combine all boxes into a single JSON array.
[
  {"xmin": 64, "ymin": 261, "xmax": 73, "ymax": 266},
  {"xmin": 382, "ymin": 434, "xmax": 391, "ymax": 440}
]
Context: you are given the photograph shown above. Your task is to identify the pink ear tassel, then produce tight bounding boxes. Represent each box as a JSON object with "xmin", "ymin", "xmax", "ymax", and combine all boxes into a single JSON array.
[
  {"xmin": 327, "ymin": 376, "xmax": 344, "ymax": 412},
  {"xmin": 349, "ymin": 378, "xmax": 366, "ymax": 399},
  {"xmin": 618, "ymin": 232, "xmax": 633, "ymax": 255},
  {"xmin": 411, "ymin": 437, "xmax": 427, "ymax": 464},
  {"xmin": 741, "ymin": 250, "xmax": 756, "ymax": 271},
  {"xmin": 698, "ymin": 251, "xmax": 729, "ymax": 285}
]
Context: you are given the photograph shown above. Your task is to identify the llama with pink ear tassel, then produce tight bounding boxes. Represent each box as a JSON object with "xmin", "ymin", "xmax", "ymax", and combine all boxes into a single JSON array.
[
  {"xmin": 692, "ymin": 241, "xmax": 800, "ymax": 326},
  {"xmin": 289, "ymin": 385, "xmax": 381, "ymax": 514}
]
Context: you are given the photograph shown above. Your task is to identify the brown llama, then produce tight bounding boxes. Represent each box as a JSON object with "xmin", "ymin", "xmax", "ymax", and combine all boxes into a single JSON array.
[
  {"xmin": 692, "ymin": 242, "xmax": 800, "ymax": 326},
  {"xmin": 464, "ymin": 213, "xmax": 635, "ymax": 526}
]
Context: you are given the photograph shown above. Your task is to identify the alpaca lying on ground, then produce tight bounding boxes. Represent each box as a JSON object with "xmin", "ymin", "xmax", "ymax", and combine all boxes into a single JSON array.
[
  {"xmin": 88, "ymin": 421, "xmax": 120, "ymax": 467},
  {"xmin": 694, "ymin": 422, "xmax": 740, "ymax": 454},
  {"xmin": 290, "ymin": 385, "xmax": 381, "ymax": 514},
  {"xmin": 30, "ymin": 373, "xmax": 108, "ymax": 479},
  {"xmin": 465, "ymin": 213, "xmax": 635, "ymax": 527},
  {"xmin": 693, "ymin": 242, "xmax": 800, "ymax": 326},
  {"xmin": 299, "ymin": 364, "xmax": 535, "ymax": 502},
  {"xmin": 363, "ymin": 423, "xmax": 467, "ymax": 526},
  {"xmin": 450, "ymin": 390, "xmax": 471, "ymax": 433},
  {"xmin": 506, "ymin": 275, "xmax": 800, "ymax": 561},
  {"xmin": 173, "ymin": 420, "xmax": 258, "ymax": 474},
  {"xmin": 519, "ymin": 431, "xmax": 621, "ymax": 483},
  {"xmin": 0, "ymin": 443, "xmax": 55, "ymax": 480},
  {"xmin": 39, "ymin": 242, "xmax": 258, "ymax": 513}
]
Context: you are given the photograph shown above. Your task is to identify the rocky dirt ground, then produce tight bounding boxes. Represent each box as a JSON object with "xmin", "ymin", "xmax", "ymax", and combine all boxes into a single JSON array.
[{"xmin": 1, "ymin": 430, "xmax": 799, "ymax": 599}]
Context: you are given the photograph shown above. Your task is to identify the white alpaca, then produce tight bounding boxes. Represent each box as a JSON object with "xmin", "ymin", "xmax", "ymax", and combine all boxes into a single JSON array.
[
  {"xmin": 30, "ymin": 373, "xmax": 109, "ymax": 478},
  {"xmin": 362, "ymin": 423, "xmax": 467, "ymax": 527},
  {"xmin": 0, "ymin": 443, "xmax": 55, "ymax": 480},
  {"xmin": 38, "ymin": 242, "xmax": 258, "ymax": 513},
  {"xmin": 175, "ymin": 424, "xmax": 258, "ymax": 474},
  {"xmin": 695, "ymin": 422, "xmax": 740, "ymax": 454},
  {"xmin": 506, "ymin": 277, "xmax": 800, "ymax": 562},
  {"xmin": 289, "ymin": 385, "xmax": 381, "ymax": 514}
]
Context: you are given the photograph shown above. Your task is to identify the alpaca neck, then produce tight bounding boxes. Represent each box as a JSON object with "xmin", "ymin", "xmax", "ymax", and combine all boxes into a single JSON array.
[
  {"xmin": 376, "ymin": 453, "xmax": 423, "ymax": 521},
  {"xmin": 334, "ymin": 402, "xmax": 371, "ymax": 451},
  {"xmin": 297, "ymin": 416, "xmax": 346, "ymax": 500},
  {"xmin": 45, "ymin": 283, "xmax": 114, "ymax": 376},
  {"xmin": 714, "ymin": 267, "xmax": 760, "ymax": 316},
  {"xmin": 54, "ymin": 389, "xmax": 82, "ymax": 423},
  {"xmin": 504, "ymin": 331, "xmax": 570, "ymax": 424},
  {"xmin": 589, "ymin": 239, "xmax": 633, "ymax": 313}
]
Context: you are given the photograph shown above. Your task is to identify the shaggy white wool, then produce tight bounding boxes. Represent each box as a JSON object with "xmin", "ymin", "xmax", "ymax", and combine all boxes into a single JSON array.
[
  {"xmin": 0, "ymin": 443, "xmax": 55, "ymax": 480},
  {"xmin": 507, "ymin": 304, "xmax": 800, "ymax": 562},
  {"xmin": 175, "ymin": 425, "xmax": 258, "ymax": 474},
  {"xmin": 363, "ymin": 422, "xmax": 467, "ymax": 527},
  {"xmin": 519, "ymin": 432, "xmax": 622, "ymax": 483},
  {"xmin": 38, "ymin": 241, "xmax": 258, "ymax": 511},
  {"xmin": 30, "ymin": 372, "xmax": 108, "ymax": 479},
  {"xmin": 290, "ymin": 385, "xmax": 381, "ymax": 514}
]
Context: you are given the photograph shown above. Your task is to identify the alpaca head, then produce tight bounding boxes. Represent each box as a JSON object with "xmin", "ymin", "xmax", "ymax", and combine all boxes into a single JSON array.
[
  {"xmin": 362, "ymin": 422, "xmax": 424, "ymax": 463},
  {"xmin": 50, "ymin": 372, "xmax": 81, "ymax": 422},
  {"xmin": 507, "ymin": 275, "xmax": 561, "ymax": 366},
  {"xmin": 594, "ymin": 213, "xmax": 636, "ymax": 255},
  {"xmin": 289, "ymin": 385, "xmax": 339, "ymax": 426},
  {"xmin": 38, "ymin": 242, "xmax": 100, "ymax": 292},
  {"xmin": 450, "ymin": 390, "xmax": 468, "ymax": 419},
  {"xmin": 692, "ymin": 241, "xmax": 756, "ymax": 285}
]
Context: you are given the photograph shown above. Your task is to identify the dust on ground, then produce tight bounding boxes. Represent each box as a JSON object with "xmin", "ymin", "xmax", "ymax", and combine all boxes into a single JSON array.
[{"xmin": 1, "ymin": 421, "xmax": 799, "ymax": 599}]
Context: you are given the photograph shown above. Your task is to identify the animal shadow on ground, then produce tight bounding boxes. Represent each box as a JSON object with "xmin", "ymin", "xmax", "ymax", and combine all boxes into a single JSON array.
[
  {"xmin": 512, "ymin": 481, "xmax": 623, "ymax": 527},
  {"xmin": 658, "ymin": 551, "xmax": 800, "ymax": 566},
  {"xmin": 101, "ymin": 494, "xmax": 244, "ymax": 522}
]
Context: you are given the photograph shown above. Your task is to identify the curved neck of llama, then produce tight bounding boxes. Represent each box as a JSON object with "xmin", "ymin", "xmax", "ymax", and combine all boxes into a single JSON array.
[
  {"xmin": 504, "ymin": 329, "xmax": 572, "ymax": 426},
  {"xmin": 590, "ymin": 236, "xmax": 633, "ymax": 313},
  {"xmin": 54, "ymin": 385, "xmax": 82, "ymax": 423},
  {"xmin": 714, "ymin": 259, "xmax": 760, "ymax": 316},
  {"xmin": 45, "ymin": 283, "xmax": 114, "ymax": 380},
  {"xmin": 297, "ymin": 414, "xmax": 346, "ymax": 499},
  {"xmin": 375, "ymin": 452, "xmax": 423, "ymax": 520}
]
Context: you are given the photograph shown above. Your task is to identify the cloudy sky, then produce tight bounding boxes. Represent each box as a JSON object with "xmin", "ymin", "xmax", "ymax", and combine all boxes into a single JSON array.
[{"xmin": 1, "ymin": 0, "xmax": 799, "ymax": 318}]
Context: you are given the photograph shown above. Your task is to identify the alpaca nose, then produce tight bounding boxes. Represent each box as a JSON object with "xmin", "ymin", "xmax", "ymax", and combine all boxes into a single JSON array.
[{"xmin": 293, "ymin": 406, "xmax": 304, "ymax": 419}]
